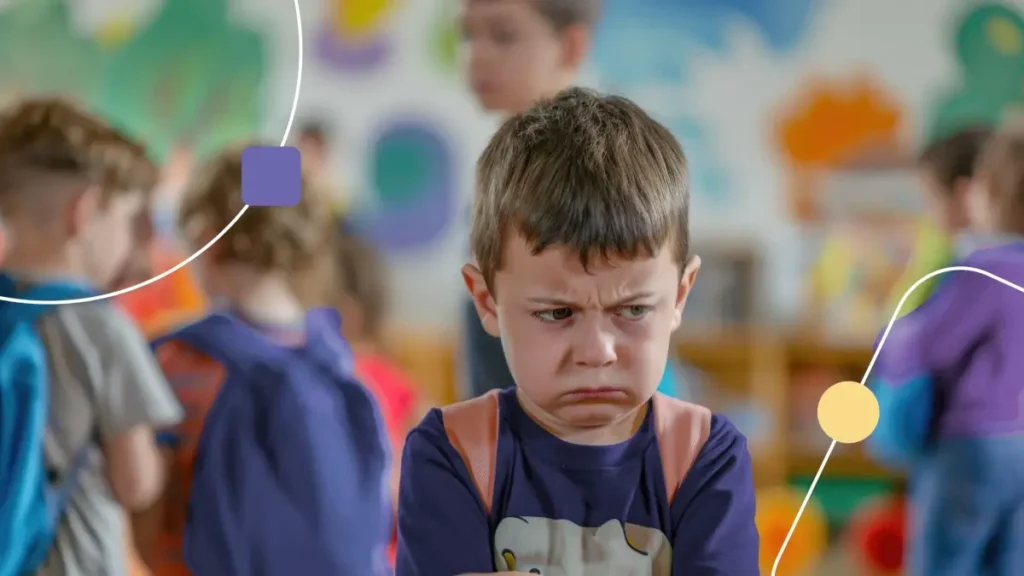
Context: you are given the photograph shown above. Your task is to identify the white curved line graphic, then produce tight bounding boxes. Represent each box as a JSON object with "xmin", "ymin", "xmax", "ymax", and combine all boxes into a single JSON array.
[{"xmin": 772, "ymin": 265, "xmax": 1024, "ymax": 575}]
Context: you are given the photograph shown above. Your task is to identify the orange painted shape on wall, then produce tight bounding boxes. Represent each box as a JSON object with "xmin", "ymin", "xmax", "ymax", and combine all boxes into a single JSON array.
[{"xmin": 775, "ymin": 76, "xmax": 904, "ymax": 169}]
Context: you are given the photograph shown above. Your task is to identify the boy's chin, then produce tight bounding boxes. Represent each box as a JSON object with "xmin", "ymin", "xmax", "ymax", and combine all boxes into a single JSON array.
[{"xmin": 552, "ymin": 402, "xmax": 641, "ymax": 429}]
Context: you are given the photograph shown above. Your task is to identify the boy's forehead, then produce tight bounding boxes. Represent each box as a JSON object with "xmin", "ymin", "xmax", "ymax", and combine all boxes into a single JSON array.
[{"xmin": 499, "ymin": 234, "xmax": 675, "ymax": 290}]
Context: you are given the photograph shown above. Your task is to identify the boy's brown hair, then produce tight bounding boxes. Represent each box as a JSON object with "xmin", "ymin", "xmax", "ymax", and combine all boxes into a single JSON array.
[
  {"xmin": 0, "ymin": 98, "xmax": 157, "ymax": 204},
  {"xmin": 917, "ymin": 126, "xmax": 992, "ymax": 195},
  {"xmin": 975, "ymin": 124, "xmax": 1024, "ymax": 234},
  {"xmin": 179, "ymin": 145, "xmax": 333, "ymax": 275},
  {"xmin": 334, "ymin": 222, "xmax": 389, "ymax": 341},
  {"xmin": 471, "ymin": 86, "xmax": 690, "ymax": 288},
  {"xmin": 531, "ymin": 0, "xmax": 601, "ymax": 29}
]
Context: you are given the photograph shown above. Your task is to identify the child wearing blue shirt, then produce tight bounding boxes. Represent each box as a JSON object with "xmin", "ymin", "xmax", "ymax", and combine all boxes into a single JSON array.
[{"xmin": 397, "ymin": 88, "xmax": 759, "ymax": 575}]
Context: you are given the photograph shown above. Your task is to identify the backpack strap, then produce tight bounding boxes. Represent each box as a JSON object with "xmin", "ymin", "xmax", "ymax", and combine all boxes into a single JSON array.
[
  {"xmin": 162, "ymin": 313, "xmax": 270, "ymax": 373},
  {"xmin": 0, "ymin": 277, "xmax": 99, "ymax": 524},
  {"xmin": 441, "ymin": 390, "xmax": 500, "ymax": 515},
  {"xmin": 652, "ymin": 392, "xmax": 712, "ymax": 506}
]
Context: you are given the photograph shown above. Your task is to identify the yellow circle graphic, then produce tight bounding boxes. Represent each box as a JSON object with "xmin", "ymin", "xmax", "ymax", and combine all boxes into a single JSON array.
[{"xmin": 817, "ymin": 380, "xmax": 879, "ymax": 444}]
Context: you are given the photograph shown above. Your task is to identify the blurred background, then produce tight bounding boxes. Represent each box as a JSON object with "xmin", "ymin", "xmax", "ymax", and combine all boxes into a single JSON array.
[{"xmin": 5, "ymin": 0, "xmax": 1021, "ymax": 573}]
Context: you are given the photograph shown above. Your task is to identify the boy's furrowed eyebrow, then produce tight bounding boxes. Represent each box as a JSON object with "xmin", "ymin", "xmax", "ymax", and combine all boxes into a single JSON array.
[{"xmin": 526, "ymin": 292, "xmax": 658, "ymax": 307}]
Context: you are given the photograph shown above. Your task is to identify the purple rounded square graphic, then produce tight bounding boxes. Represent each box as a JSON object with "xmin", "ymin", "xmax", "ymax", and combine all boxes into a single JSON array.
[{"xmin": 242, "ymin": 146, "xmax": 301, "ymax": 207}]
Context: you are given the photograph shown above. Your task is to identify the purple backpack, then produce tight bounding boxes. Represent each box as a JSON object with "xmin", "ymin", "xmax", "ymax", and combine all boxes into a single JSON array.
[{"xmin": 158, "ymin": 309, "xmax": 392, "ymax": 575}]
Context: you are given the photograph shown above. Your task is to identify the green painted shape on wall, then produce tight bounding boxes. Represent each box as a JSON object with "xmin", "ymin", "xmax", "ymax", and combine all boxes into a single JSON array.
[
  {"xmin": 928, "ymin": 3, "xmax": 1024, "ymax": 141},
  {"xmin": 0, "ymin": 0, "xmax": 103, "ymax": 103},
  {"xmin": 96, "ymin": 0, "xmax": 266, "ymax": 161}
]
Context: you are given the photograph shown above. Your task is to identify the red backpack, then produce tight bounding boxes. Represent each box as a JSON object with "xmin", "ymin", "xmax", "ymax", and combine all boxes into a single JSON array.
[{"xmin": 441, "ymin": 390, "xmax": 713, "ymax": 513}]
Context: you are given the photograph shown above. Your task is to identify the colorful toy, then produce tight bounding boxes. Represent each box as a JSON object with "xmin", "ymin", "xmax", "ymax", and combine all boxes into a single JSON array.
[
  {"xmin": 756, "ymin": 486, "xmax": 828, "ymax": 575},
  {"xmin": 845, "ymin": 495, "xmax": 905, "ymax": 575}
]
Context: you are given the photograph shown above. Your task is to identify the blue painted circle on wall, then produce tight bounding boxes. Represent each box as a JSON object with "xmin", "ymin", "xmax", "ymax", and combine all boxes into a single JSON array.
[{"xmin": 356, "ymin": 117, "xmax": 456, "ymax": 251}]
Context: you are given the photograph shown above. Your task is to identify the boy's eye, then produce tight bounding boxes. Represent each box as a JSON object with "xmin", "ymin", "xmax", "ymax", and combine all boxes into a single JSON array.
[
  {"xmin": 534, "ymin": 307, "xmax": 573, "ymax": 322},
  {"xmin": 617, "ymin": 305, "xmax": 652, "ymax": 319}
]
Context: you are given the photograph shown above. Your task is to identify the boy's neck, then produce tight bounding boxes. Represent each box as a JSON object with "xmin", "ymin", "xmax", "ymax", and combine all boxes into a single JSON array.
[
  {"xmin": 228, "ymin": 273, "xmax": 306, "ymax": 326},
  {"xmin": 1, "ymin": 251, "xmax": 87, "ymax": 285}
]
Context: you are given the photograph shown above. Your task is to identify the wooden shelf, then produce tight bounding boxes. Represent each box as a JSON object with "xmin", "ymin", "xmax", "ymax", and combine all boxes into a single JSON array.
[
  {"xmin": 787, "ymin": 338, "xmax": 874, "ymax": 368},
  {"xmin": 672, "ymin": 331, "xmax": 891, "ymax": 486},
  {"xmin": 788, "ymin": 450, "xmax": 897, "ymax": 480}
]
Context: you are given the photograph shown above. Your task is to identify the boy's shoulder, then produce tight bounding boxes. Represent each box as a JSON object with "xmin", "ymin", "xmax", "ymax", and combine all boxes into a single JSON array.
[
  {"xmin": 409, "ymin": 390, "xmax": 746, "ymax": 478},
  {"xmin": 411, "ymin": 389, "xmax": 740, "ymax": 448},
  {"xmin": 405, "ymin": 392, "xmax": 752, "ymax": 521},
  {"xmin": 48, "ymin": 299, "xmax": 150, "ymax": 357},
  {"xmin": 956, "ymin": 235, "xmax": 1024, "ymax": 264}
]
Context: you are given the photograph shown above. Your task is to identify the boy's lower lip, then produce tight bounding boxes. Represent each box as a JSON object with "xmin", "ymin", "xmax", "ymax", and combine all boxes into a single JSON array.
[{"xmin": 564, "ymin": 388, "xmax": 627, "ymax": 400}]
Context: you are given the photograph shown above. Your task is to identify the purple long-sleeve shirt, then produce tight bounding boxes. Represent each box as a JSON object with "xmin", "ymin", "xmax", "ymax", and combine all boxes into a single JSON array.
[
  {"xmin": 875, "ymin": 242, "xmax": 1024, "ymax": 439},
  {"xmin": 396, "ymin": 388, "xmax": 758, "ymax": 575}
]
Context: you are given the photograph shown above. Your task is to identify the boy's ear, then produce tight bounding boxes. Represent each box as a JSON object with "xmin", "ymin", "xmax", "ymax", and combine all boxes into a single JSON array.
[
  {"xmin": 560, "ymin": 24, "xmax": 591, "ymax": 71},
  {"xmin": 68, "ymin": 185, "xmax": 102, "ymax": 237},
  {"xmin": 672, "ymin": 255, "xmax": 701, "ymax": 331},
  {"xmin": 461, "ymin": 263, "xmax": 501, "ymax": 337}
]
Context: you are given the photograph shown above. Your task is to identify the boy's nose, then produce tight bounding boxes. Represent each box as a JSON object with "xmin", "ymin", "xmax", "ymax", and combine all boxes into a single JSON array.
[{"xmin": 573, "ymin": 327, "xmax": 617, "ymax": 367}]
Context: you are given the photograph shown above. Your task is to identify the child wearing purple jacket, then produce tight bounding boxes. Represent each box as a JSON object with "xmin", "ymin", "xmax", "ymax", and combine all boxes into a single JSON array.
[{"xmin": 869, "ymin": 125, "xmax": 1024, "ymax": 576}]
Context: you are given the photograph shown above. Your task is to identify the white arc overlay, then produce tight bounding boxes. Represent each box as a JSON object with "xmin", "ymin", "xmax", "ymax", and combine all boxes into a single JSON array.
[
  {"xmin": 0, "ymin": 0, "xmax": 304, "ymax": 305},
  {"xmin": 772, "ymin": 265, "xmax": 1024, "ymax": 575}
]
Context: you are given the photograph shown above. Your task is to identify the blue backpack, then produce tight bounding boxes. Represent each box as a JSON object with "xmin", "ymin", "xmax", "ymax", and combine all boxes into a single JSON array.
[
  {"xmin": 158, "ymin": 309, "xmax": 392, "ymax": 575},
  {"xmin": 0, "ymin": 276, "xmax": 97, "ymax": 576}
]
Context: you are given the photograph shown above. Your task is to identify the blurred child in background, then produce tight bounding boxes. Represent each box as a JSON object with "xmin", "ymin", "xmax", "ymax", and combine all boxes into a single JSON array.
[
  {"xmin": 140, "ymin": 147, "xmax": 391, "ymax": 575},
  {"xmin": 334, "ymin": 221, "xmax": 427, "ymax": 565},
  {"xmin": 296, "ymin": 119, "xmax": 349, "ymax": 214},
  {"xmin": 114, "ymin": 144, "xmax": 207, "ymax": 339},
  {"xmin": 460, "ymin": 0, "xmax": 599, "ymax": 398},
  {"xmin": 0, "ymin": 99, "xmax": 182, "ymax": 576},
  {"xmin": 869, "ymin": 125, "xmax": 1024, "ymax": 576},
  {"xmin": 888, "ymin": 126, "xmax": 991, "ymax": 316}
]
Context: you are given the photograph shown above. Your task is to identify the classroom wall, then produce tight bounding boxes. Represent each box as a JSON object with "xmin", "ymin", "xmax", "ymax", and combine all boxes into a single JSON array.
[{"xmin": 4, "ymin": 0, "xmax": 1024, "ymax": 332}]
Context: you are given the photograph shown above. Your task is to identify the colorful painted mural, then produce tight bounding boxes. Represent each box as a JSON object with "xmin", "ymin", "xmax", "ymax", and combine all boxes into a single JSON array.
[
  {"xmin": 590, "ymin": 0, "xmax": 825, "ymax": 208},
  {"xmin": 4, "ymin": 0, "xmax": 1023, "ymax": 328},
  {"xmin": 775, "ymin": 76, "xmax": 919, "ymax": 339},
  {"xmin": 317, "ymin": 0, "xmax": 400, "ymax": 74},
  {"xmin": 0, "ymin": 0, "xmax": 267, "ymax": 164},
  {"xmin": 928, "ymin": 2, "xmax": 1024, "ymax": 140},
  {"xmin": 354, "ymin": 116, "xmax": 457, "ymax": 252}
]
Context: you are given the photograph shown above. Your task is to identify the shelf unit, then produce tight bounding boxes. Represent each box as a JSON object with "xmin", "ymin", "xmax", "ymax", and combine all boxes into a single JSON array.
[{"xmin": 676, "ymin": 331, "xmax": 898, "ymax": 487}]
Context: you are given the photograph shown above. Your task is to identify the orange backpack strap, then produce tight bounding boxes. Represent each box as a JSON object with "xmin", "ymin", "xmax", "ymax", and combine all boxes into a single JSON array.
[
  {"xmin": 441, "ymin": 389, "xmax": 501, "ymax": 515},
  {"xmin": 652, "ymin": 392, "xmax": 712, "ymax": 506}
]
